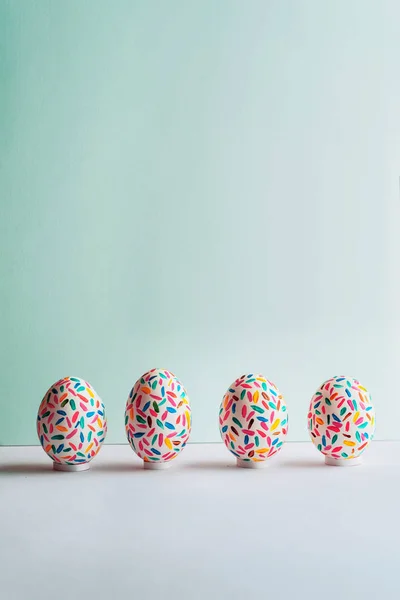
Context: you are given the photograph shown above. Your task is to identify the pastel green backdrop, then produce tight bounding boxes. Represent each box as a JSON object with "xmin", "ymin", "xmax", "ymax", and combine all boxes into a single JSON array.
[{"xmin": 1, "ymin": 0, "xmax": 400, "ymax": 445}]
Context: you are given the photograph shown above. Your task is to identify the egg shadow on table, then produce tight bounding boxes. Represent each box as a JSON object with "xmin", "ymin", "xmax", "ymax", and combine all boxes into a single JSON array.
[
  {"xmin": 184, "ymin": 460, "xmax": 237, "ymax": 471},
  {"xmin": 91, "ymin": 462, "xmax": 145, "ymax": 473},
  {"xmin": 0, "ymin": 463, "xmax": 54, "ymax": 475},
  {"xmin": 281, "ymin": 459, "xmax": 325, "ymax": 469}
]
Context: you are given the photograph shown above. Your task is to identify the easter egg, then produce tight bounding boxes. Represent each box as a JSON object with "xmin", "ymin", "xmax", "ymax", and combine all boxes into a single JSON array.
[
  {"xmin": 308, "ymin": 375, "xmax": 375, "ymax": 466},
  {"xmin": 125, "ymin": 368, "xmax": 192, "ymax": 469},
  {"xmin": 37, "ymin": 376, "xmax": 107, "ymax": 471},
  {"xmin": 219, "ymin": 373, "xmax": 288, "ymax": 468}
]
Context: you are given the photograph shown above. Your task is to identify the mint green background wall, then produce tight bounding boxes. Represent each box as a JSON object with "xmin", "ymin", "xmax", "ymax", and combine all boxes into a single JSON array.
[{"xmin": 1, "ymin": 1, "xmax": 400, "ymax": 445}]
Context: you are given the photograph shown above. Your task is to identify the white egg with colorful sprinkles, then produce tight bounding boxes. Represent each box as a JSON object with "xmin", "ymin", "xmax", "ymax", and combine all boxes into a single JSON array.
[
  {"xmin": 125, "ymin": 368, "xmax": 192, "ymax": 470},
  {"xmin": 308, "ymin": 375, "xmax": 375, "ymax": 466},
  {"xmin": 219, "ymin": 373, "xmax": 288, "ymax": 468},
  {"xmin": 37, "ymin": 376, "xmax": 107, "ymax": 471}
]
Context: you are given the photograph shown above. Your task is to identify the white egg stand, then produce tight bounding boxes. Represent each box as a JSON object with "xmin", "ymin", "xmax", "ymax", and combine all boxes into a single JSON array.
[
  {"xmin": 53, "ymin": 462, "xmax": 90, "ymax": 472},
  {"xmin": 236, "ymin": 458, "xmax": 268, "ymax": 469},
  {"xmin": 325, "ymin": 456, "xmax": 362, "ymax": 467},
  {"xmin": 143, "ymin": 461, "xmax": 171, "ymax": 470}
]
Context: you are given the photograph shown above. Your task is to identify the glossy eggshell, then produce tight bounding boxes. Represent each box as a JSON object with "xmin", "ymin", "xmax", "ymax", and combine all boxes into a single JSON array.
[
  {"xmin": 125, "ymin": 368, "xmax": 191, "ymax": 465},
  {"xmin": 37, "ymin": 376, "xmax": 107, "ymax": 466},
  {"xmin": 308, "ymin": 375, "xmax": 375, "ymax": 461},
  {"xmin": 219, "ymin": 373, "xmax": 288, "ymax": 463}
]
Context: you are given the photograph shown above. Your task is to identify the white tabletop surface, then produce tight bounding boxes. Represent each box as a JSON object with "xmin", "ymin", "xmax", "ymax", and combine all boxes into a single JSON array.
[{"xmin": 1, "ymin": 442, "xmax": 399, "ymax": 600}]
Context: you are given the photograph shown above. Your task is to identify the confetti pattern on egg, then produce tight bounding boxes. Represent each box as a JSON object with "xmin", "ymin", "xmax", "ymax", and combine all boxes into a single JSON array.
[
  {"xmin": 125, "ymin": 368, "xmax": 191, "ymax": 465},
  {"xmin": 37, "ymin": 376, "xmax": 107, "ymax": 466},
  {"xmin": 219, "ymin": 373, "xmax": 288, "ymax": 464},
  {"xmin": 308, "ymin": 375, "xmax": 375, "ymax": 461}
]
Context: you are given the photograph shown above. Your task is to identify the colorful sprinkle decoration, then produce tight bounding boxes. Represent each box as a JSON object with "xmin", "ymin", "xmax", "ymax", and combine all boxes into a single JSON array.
[
  {"xmin": 219, "ymin": 373, "xmax": 288, "ymax": 465},
  {"xmin": 125, "ymin": 368, "xmax": 192, "ymax": 466},
  {"xmin": 36, "ymin": 376, "xmax": 107, "ymax": 466},
  {"xmin": 308, "ymin": 375, "xmax": 375, "ymax": 462}
]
